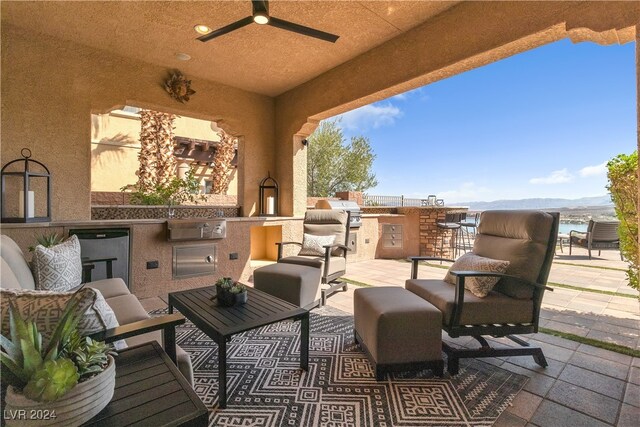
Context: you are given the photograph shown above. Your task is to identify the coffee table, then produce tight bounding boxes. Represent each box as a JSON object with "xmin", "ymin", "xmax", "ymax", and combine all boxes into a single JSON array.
[{"xmin": 168, "ymin": 285, "xmax": 309, "ymax": 409}]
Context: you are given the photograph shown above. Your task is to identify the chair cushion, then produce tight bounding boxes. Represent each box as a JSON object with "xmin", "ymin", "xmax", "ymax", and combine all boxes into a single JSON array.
[
  {"xmin": 303, "ymin": 210, "xmax": 348, "ymax": 256},
  {"xmin": 298, "ymin": 233, "xmax": 336, "ymax": 256},
  {"xmin": 1, "ymin": 287, "xmax": 119, "ymax": 347},
  {"xmin": 279, "ymin": 255, "xmax": 346, "ymax": 277},
  {"xmin": 444, "ymin": 253, "xmax": 510, "ymax": 298},
  {"xmin": 103, "ymin": 294, "xmax": 151, "ymax": 325},
  {"xmin": 405, "ymin": 279, "xmax": 534, "ymax": 326},
  {"xmin": 1, "ymin": 234, "xmax": 36, "ymax": 290},
  {"xmin": 570, "ymin": 235, "xmax": 588, "ymax": 247},
  {"xmin": 32, "ymin": 235, "xmax": 82, "ymax": 292},
  {"xmin": 83, "ymin": 278, "xmax": 130, "ymax": 299},
  {"xmin": 474, "ymin": 210, "xmax": 554, "ymax": 299},
  {"xmin": 1, "ymin": 258, "xmax": 22, "ymax": 289}
]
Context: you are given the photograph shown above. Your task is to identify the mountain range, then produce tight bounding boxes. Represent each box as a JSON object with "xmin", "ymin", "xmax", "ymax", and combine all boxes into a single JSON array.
[{"xmin": 456, "ymin": 195, "xmax": 613, "ymax": 210}]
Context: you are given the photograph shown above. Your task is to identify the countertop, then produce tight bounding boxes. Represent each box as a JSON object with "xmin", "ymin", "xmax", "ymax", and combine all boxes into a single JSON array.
[{"xmin": 0, "ymin": 216, "xmax": 305, "ymax": 229}]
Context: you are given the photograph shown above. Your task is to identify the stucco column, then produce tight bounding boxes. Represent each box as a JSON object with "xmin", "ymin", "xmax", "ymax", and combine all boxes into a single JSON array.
[{"xmin": 275, "ymin": 118, "xmax": 318, "ymax": 217}]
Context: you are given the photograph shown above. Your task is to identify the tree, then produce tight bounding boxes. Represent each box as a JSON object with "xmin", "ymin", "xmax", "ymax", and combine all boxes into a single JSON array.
[
  {"xmin": 607, "ymin": 151, "xmax": 638, "ymax": 292},
  {"xmin": 307, "ymin": 119, "xmax": 377, "ymax": 197},
  {"xmin": 135, "ymin": 110, "xmax": 177, "ymax": 190},
  {"xmin": 209, "ymin": 129, "xmax": 237, "ymax": 194}
]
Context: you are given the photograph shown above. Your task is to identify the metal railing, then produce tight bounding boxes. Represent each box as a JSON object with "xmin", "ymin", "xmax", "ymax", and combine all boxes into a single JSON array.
[{"xmin": 363, "ymin": 194, "xmax": 431, "ymax": 207}]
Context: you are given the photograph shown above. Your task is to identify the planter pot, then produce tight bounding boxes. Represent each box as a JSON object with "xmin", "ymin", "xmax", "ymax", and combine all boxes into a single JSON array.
[
  {"xmin": 215, "ymin": 285, "xmax": 248, "ymax": 307},
  {"xmin": 4, "ymin": 355, "xmax": 116, "ymax": 427},
  {"xmin": 235, "ymin": 290, "xmax": 248, "ymax": 305}
]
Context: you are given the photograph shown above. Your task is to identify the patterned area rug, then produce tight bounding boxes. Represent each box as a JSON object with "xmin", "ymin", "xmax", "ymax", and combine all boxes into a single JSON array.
[{"xmin": 152, "ymin": 306, "xmax": 527, "ymax": 427}]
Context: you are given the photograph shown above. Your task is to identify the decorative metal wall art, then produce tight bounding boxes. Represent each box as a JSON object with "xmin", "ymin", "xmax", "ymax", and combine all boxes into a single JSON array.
[{"xmin": 164, "ymin": 70, "xmax": 196, "ymax": 103}]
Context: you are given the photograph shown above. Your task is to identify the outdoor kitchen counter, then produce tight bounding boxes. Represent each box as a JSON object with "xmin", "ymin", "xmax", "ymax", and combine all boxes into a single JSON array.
[{"xmin": 0, "ymin": 216, "xmax": 305, "ymax": 229}]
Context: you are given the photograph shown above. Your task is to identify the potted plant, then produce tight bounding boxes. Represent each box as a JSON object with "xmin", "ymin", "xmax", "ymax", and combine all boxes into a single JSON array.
[
  {"xmin": 214, "ymin": 277, "xmax": 247, "ymax": 307},
  {"xmin": 27, "ymin": 232, "xmax": 64, "ymax": 252},
  {"xmin": 1, "ymin": 291, "xmax": 117, "ymax": 426}
]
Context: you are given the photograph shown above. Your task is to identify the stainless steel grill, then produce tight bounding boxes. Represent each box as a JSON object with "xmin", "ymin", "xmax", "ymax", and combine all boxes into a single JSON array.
[
  {"xmin": 314, "ymin": 200, "xmax": 362, "ymax": 228},
  {"xmin": 166, "ymin": 219, "xmax": 226, "ymax": 241}
]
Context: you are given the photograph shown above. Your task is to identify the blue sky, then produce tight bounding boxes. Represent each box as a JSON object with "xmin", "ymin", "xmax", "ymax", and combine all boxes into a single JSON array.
[{"xmin": 330, "ymin": 39, "xmax": 636, "ymax": 203}]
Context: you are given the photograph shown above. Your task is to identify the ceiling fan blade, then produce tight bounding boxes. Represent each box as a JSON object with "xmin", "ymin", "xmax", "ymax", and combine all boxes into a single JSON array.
[
  {"xmin": 197, "ymin": 16, "xmax": 254, "ymax": 42},
  {"xmin": 268, "ymin": 16, "xmax": 339, "ymax": 43}
]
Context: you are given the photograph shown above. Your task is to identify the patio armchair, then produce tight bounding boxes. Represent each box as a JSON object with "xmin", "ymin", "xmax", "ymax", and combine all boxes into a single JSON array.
[
  {"xmin": 276, "ymin": 209, "xmax": 351, "ymax": 304},
  {"xmin": 406, "ymin": 210, "xmax": 559, "ymax": 375},
  {"xmin": 1, "ymin": 234, "xmax": 193, "ymax": 384},
  {"xmin": 569, "ymin": 220, "xmax": 622, "ymax": 260}
]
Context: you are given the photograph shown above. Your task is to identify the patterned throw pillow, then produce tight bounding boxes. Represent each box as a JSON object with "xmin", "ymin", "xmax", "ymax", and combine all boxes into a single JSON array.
[
  {"xmin": 32, "ymin": 234, "xmax": 83, "ymax": 292},
  {"xmin": 0, "ymin": 287, "xmax": 119, "ymax": 347},
  {"xmin": 298, "ymin": 234, "xmax": 336, "ymax": 257},
  {"xmin": 444, "ymin": 253, "xmax": 510, "ymax": 298}
]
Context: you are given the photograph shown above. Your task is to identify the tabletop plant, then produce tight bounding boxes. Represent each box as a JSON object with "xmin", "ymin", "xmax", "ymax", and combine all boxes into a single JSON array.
[
  {"xmin": 215, "ymin": 277, "xmax": 247, "ymax": 306},
  {"xmin": 27, "ymin": 232, "xmax": 65, "ymax": 252},
  {"xmin": 0, "ymin": 291, "xmax": 116, "ymax": 402}
]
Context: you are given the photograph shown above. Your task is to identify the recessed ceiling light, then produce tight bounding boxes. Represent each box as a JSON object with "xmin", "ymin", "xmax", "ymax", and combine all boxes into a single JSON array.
[
  {"xmin": 194, "ymin": 24, "xmax": 211, "ymax": 35},
  {"xmin": 175, "ymin": 52, "xmax": 191, "ymax": 61}
]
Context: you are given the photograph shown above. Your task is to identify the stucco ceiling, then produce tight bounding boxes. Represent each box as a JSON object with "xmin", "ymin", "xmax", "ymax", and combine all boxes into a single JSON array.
[{"xmin": 1, "ymin": 1, "xmax": 460, "ymax": 96}]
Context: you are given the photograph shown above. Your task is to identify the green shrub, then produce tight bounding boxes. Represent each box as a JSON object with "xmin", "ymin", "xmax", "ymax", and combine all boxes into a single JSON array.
[
  {"xmin": 607, "ymin": 151, "xmax": 638, "ymax": 292},
  {"xmin": 122, "ymin": 168, "xmax": 203, "ymax": 206}
]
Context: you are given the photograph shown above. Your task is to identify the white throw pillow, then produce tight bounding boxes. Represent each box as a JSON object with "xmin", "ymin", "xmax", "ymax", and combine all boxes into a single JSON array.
[
  {"xmin": 32, "ymin": 234, "xmax": 83, "ymax": 292},
  {"xmin": 444, "ymin": 253, "xmax": 510, "ymax": 298},
  {"xmin": 298, "ymin": 234, "xmax": 336, "ymax": 257}
]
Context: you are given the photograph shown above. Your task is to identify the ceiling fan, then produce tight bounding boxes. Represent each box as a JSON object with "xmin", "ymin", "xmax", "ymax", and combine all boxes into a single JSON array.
[{"xmin": 197, "ymin": 0, "xmax": 339, "ymax": 43}]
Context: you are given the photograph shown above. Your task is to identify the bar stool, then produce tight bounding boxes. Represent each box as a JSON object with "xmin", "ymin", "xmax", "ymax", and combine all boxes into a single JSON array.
[
  {"xmin": 434, "ymin": 213, "xmax": 462, "ymax": 261},
  {"xmin": 457, "ymin": 213, "xmax": 478, "ymax": 253}
]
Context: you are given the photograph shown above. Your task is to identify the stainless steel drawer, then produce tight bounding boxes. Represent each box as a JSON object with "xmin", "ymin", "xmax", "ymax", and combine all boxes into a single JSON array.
[
  {"xmin": 382, "ymin": 237, "xmax": 403, "ymax": 249},
  {"xmin": 382, "ymin": 224, "xmax": 402, "ymax": 234},
  {"xmin": 173, "ymin": 244, "xmax": 217, "ymax": 279}
]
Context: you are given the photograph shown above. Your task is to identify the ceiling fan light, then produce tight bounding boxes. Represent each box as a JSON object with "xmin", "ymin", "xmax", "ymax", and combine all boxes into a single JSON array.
[
  {"xmin": 194, "ymin": 24, "xmax": 211, "ymax": 35},
  {"xmin": 253, "ymin": 13, "xmax": 269, "ymax": 25}
]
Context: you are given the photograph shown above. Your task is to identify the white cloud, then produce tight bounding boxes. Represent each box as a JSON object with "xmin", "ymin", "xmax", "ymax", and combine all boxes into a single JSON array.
[
  {"xmin": 529, "ymin": 169, "xmax": 574, "ymax": 185},
  {"xmin": 391, "ymin": 93, "xmax": 407, "ymax": 101},
  {"xmin": 335, "ymin": 103, "xmax": 403, "ymax": 131},
  {"xmin": 579, "ymin": 161, "xmax": 607, "ymax": 177}
]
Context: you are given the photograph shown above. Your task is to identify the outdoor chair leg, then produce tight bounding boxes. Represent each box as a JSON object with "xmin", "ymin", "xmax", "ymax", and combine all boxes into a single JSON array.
[{"xmin": 443, "ymin": 335, "xmax": 548, "ymax": 376}]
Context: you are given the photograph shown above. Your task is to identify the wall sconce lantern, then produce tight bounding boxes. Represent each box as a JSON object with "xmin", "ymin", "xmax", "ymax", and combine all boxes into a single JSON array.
[
  {"xmin": 1, "ymin": 148, "xmax": 51, "ymax": 223},
  {"xmin": 259, "ymin": 172, "xmax": 279, "ymax": 216}
]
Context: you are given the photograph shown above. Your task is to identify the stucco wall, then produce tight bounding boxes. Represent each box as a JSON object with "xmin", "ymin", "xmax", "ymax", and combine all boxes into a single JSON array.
[{"xmin": 1, "ymin": 25, "xmax": 273, "ymax": 221}]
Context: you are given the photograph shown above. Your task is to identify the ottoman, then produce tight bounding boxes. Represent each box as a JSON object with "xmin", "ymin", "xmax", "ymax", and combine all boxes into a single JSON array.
[
  {"xmin": 253, "ymin": 262, "xmax": 322, "ymax": 309},
  {"xmin": 354, "ymin": 287, "xmax": 443, "ymax": 380}
]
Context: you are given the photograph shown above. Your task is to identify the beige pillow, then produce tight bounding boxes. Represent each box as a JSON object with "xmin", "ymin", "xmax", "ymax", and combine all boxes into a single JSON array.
[
  {"xmin": 444, "ymin": 253, "xmax": 510, "ymax": 298},
  {"xmin": 298, "ymin": 233, "xmax": 336, "ymax": 256},
  {"xmin": 1, "ymin": 288, "xmax": 119, "ymax": 347},
  {"xmin": 32, "ymin": 234, "xmax": 83, "ymax": 292}
]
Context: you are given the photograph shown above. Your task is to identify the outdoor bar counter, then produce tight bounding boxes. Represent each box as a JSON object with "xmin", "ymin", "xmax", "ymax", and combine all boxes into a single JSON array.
[{"xmin": 1, "ymin": 205, "xmax": 467, "ymax": 299}]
